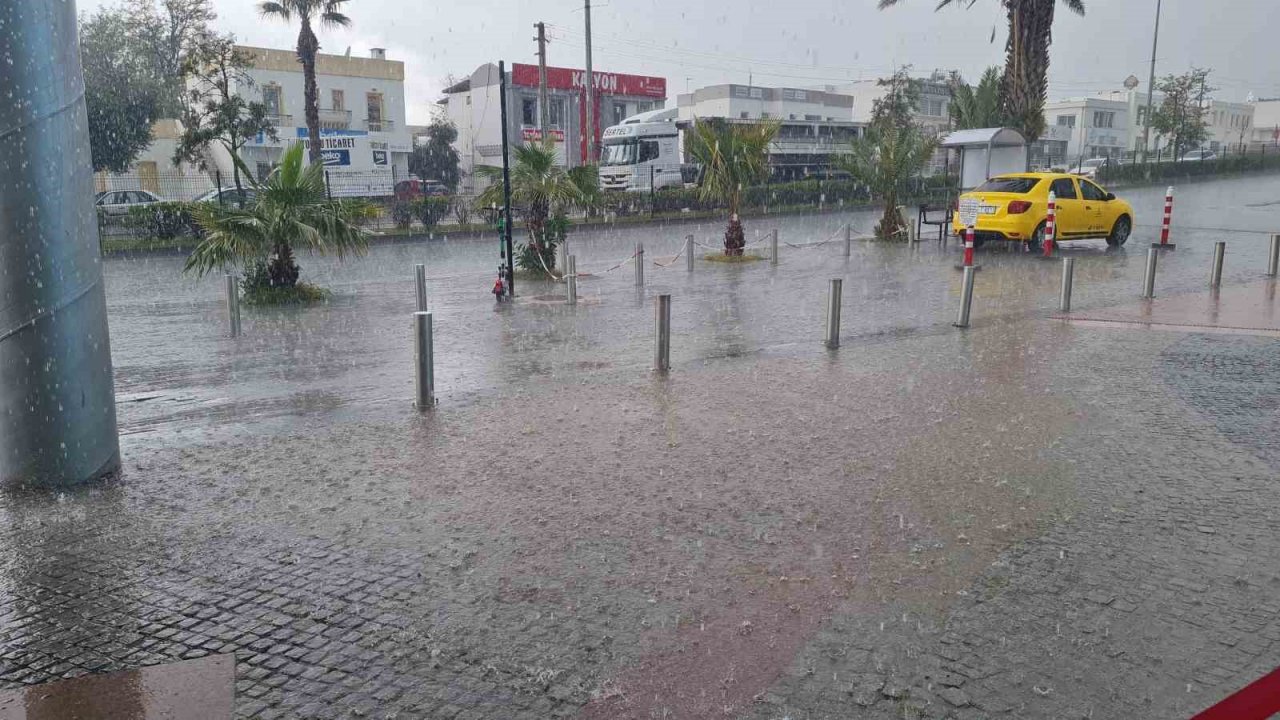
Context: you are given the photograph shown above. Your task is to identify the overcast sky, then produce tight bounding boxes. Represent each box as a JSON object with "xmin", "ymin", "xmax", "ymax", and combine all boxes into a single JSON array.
[{"xmin": 83, "ymin": 0, "xmax": 1280, "ymax": 124}]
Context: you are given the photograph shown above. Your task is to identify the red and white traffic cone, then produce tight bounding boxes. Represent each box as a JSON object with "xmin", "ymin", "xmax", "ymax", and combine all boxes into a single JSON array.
[
  {"xmin": 1154, "ymin": 186, "xmax": 1176, "ymax": 249},
  {"xmin": 1043, "ymin": 191, "xmax": 1057, "ymax": 258},
  {"xmin": 963, "ymin": 225, "xmax": 975, "ymax": 267}
]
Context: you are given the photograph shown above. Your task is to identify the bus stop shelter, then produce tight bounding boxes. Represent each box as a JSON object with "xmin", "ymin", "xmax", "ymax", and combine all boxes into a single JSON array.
[{"xmin": 941, "ymin": 127, "xmax": 1028, "ymax": 191}]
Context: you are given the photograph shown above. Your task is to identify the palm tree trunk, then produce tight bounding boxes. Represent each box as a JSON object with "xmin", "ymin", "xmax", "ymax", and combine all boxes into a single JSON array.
[
  {"xmin": 297, "ymin": 20, "xmax": 322, "ymax": 165},
  {"xmin": 999, "ymin": 0, "xmax": 1054, "ymax": 143}
]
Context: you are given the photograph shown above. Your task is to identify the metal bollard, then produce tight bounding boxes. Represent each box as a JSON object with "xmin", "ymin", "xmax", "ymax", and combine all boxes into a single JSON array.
[
  {"xmin": 1210, "ymin": 241, "xmax": 1226, "ymax": 288},
  {"xmin": 1141, "ymin": 247, "xmax": 1158, "ymax": 298},
  {"xmin": 771, "ymin": 229, "xmax": 779, "ymax": 265},
  {"xmin": 635, "ymin": 242, "xmax": 645, "ymax": 286},
  {"xmin": 825, "ymin": 278, "xmax": 843, "ymax": 349},
  {"xmin": 844, "ymin": 224, "xmax": 852, "ymax": 256},
  {"xmin": 225, "ymin": 273, "xmax": 241, "ymax": 337},
  {"xmin": 566, "ymin": 256, "xmax": 578, "ymax": 305},
  {"xmin": 654, "ymin": 294, "xmax": 671, "ymax": 372},
  {"xmin": 415, "ymin": 263, "xmax": 427, "ymax": 312},
  {"xmin": 1059, "ymin": 257, "xmax": 1074, "ymax": 313},
  {"xmin": 413, "ymin": 311, "xmax": 434, "ymax": 410},
  {"xmin": 1269, "ymin": 234, "xmax": 1280, "ymax": 277},
  {"xmin": 686, "ymin": 235, "xmax": 695, "ymax": 272},
  {"xmin": 954, "ymin": 266, "xmax": 976, "ymax": 328},
  {"xmin": 557, "ymin": 239, "xmax": 568, "ymax": 277}
]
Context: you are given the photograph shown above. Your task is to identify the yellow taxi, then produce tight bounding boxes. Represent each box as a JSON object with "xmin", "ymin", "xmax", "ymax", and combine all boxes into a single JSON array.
[{"xmin": 951, "ymin": 172, "xmax": 1134, "ymax": 248}]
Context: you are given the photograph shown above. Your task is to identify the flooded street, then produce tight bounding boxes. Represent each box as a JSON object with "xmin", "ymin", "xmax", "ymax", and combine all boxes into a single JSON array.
[{"xmin": 3, "ymin": 175, "xmax": 1280, "ymax": 718}]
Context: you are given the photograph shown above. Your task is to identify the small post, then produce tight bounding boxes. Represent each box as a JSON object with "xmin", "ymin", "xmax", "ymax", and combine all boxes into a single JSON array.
[
  {"xmin": 215, "ymin": 170, "xmax": 224, "ymax": 207},
  {"xmin": 1210, "ymin": 241, "xmax": 1226, "ymax": 288},
  {"xmin": 685, "ymin": 235, "xmax": 695, "ymax": 272},
  {"xmin": 1266, "ymin": 234, "xmax": 1279, "ymax": 277},
  {"xmin": 654, "ymin": 294, "xmax": 671, "ymax": 372},
  {"xmin": 325, "ymin": 170, "xmax": 333, "ymax": 201},
  {"xmin": 954, "ymin": 266, "xmax": 976, "ymax": 328},
  {"xmin": 650, "ymin": 165, "xmax": 656, "ymax": 218},
  {"xmin": 824, "ymin": 278, "xmax": 843, "ymax": 349},
  {"xmin": 414, "ymin": 263, "xmax": 427, "ymax": 312},
  {"xmin": 225, "ymin": 273, "xmax": 241, "ymax": 337},
  {"xmin": 566, "ymin": 255, "xmax": 578, "ymax": 305},
  {"xmin": 413, "ymin": 311, "xmax": 434, "ymax": 410},
  {"xmin": 1142, "ymin": 247, "xmax": 1158, "ymax": 298},
  {"xmin": 635, "ymin": 242, "xmax": 645, "ymax": 286},
  {"xmin": 770, "ymin": 229, "xmax": 779, "ymax": 265},
  {"xmin": 1043, "ymin": 191, "xmax": 1057, "ymax": 258},
  {"xmin": 1059, "ymin": 257, "xmax": 1075, "ymax": 313},
  {"xmin": 844, "ymin": 224, "xmax": 852, "ymax": 256},
  {"xmin": 1154, "ymin": 186, "xmax": 1176, "ymax": 249},
  {"xmin": 963, "ymin": 224, "xmax": 975, "ymax": 268}
]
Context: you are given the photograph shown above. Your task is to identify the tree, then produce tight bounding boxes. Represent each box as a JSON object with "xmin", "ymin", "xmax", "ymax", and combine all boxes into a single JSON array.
[
  {"xmin": 185, "ymin": 143, "xmax": 369, "ymax": 293},
  {"xmin": 125, "ymin": 0, "xmax": 217, "ymax": 115},
  {"xmin": 474, "ymin": 143, "xmax": 596, "ymax": 272},
  {"xmin": 80, "ymin": 8, "xmax": 165, "ymax": 173},
  {"xmin": 408, "ymin": 118, "xmax": 462, "ymax": 190},
  {"xmin": 259, "ymin": 0, "xmax": 352, "ymax": 165},
  {"xmin": 684, "ymin": 118, "xmax": 779, "ymax": 255},
  {"xmin": 879, "ymin": 0, "xmax": 1085, "ymax": 141},
  {"xmin": 1152, "ymin": 68, "xmax": 1214, "ymax": 160},
  {"xmin": 872, "ymin": 68, "xmax": 921, "ymax": 129},
  {"xmin": 175, "ymin": 34, "xmax": 278, "ymax": 193},
  {"xmin": 950, "ymin": 67, "xmax": 1005, "ymax": 130}
]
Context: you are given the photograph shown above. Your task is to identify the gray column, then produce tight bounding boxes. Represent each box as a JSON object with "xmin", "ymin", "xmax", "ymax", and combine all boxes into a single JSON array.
[{"xmin": 1, "ymin": 0, "xmax": 120, "ymax": 487}]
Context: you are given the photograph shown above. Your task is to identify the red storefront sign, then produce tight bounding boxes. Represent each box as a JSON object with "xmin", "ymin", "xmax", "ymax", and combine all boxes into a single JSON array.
[{"xmin": 511, "ymin": 63, "xmax": 666, "ymax": 99}]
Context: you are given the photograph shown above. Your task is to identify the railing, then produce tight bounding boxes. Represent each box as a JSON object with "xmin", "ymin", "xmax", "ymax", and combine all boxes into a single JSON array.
[
  {"xmin": 365, "ymin": 118, "xmax": 396, "ymax": 132},
  {"xmin": 320, "ymin": 108, "xmax": 352, "ymax": 128},
  {"xmin": 266, "ymin": 114, "xmax": 293, "ymax": 128}
]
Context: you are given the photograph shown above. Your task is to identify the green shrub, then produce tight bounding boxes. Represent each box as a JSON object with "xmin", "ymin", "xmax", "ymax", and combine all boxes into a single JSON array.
[
  {"xmin": 240, "ymin": 259, "xmax": 330, "ymax": 304},
  {"xmin": 412, "ymin": 196, "xmax": 450, "ymax": 229},
  {"xmin": 1097, "ymin": 149, "xmax": 1280, "ymax": 185},
  {"xmin": 452, "ymin": 197, "xmax": 473, "ymax": 225},
  {"xmin": 391, "ymin": 200, "xmax": 414, "ymax": 229},
  {"xmin": 125, "ymin": 201, "xmax": 198, "ymax": 239}
]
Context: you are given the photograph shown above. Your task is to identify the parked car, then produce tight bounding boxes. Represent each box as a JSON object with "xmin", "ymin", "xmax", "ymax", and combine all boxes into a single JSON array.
[
  {"xmin": 952, "ymin": 172, "xmax": 1134, "ymax": 249},
  {"xmin": 1180, "ymin": 149, "xmax": 1218, "ymax": 162},
  {"xmin": 394, "ymin": 179, "xmax": 450, "ymax": 201},
  {"xmin": 192, "ymin": 188, "xmax": 258, "ymax": 206},
  {"xmin": 94, "ymin": 189, "xmax": 164, "ymax": 216},
  {"xmin": 1069, "ymin": 157, "xmax": 1111, "ymax": 179}
]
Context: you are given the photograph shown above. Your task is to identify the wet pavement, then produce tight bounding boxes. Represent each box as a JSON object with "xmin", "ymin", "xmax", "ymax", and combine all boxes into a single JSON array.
[
  {"xmin": 0, "ymin": 655, "xmax": 232, "ymax": 719},
  {"xmin": 2, "ymin": 174, "xmax": 1280, "ymax": 718}
]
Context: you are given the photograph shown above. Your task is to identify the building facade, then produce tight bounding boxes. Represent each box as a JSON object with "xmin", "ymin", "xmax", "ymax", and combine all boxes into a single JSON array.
[
  {"xmin": 676, "ymin": 84, "xmax": 862, "ymax": 180},
  {"xmin": 842, "ymin": 72, "xmax": 955, "ymax": 174},
  {"xmin": 1249, "ymin": 99, "xmax": 1280, "ymax": 146},
  {"xmin": 1096, "ymin": 89, "xmax": 1256, "ymax": 155},
  {"xmin": 1044, "ymin": 97, "xmax": 1130, "ymax": 164},
  {"xmin": 440, "ymin": 63, "xmax": 666, "ymax": 193}
]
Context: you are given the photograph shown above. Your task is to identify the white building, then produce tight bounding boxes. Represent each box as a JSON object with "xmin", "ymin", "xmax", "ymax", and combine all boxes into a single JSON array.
[
  {"xmin": 236, "ymin": 45, "xmax": 412, "ymax": 195},
  {"xmin": 1096, "ymin": 88, "xmax": 1256, "ymax": 155},
  {"xmin": 1249, "ymin": 98, "xmax": 1280, "ymax": 146},
  {"xmin": 1044, "ymin": 97, "xmax": 1130, "ymax": 163},
  {"xmin": 676, "ymin": 84, "xmax": 863, "ymax": 180},
  {"xmin": 840, "ymin": 72, "xmax": 955, "ymax": 173}
]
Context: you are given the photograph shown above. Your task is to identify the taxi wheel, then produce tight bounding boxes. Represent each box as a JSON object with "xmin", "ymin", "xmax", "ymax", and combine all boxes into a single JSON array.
[
  {"xmin": 1029, "ymin": 222, "xmax": 1056, "ymax": 252},
  {"xmin": 1106, "ymin": 216, "xmax": 1131, "ymax": 246}
]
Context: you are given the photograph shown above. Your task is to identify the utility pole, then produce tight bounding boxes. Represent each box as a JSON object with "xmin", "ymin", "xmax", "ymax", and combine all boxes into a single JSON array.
[
  {"xmin": 583, "ymin": 0, "xmax": 595, "ymax": 163},
  {"xmin": 498, "ymin": 61, "xmax": 515, "ymax": 298},
  {"xmin": 535, "ymin": 22, "xmax": 550, "ymax": 144},
  {"xmin": 1141, "ymin": 0, "xmax": 1162, "ymax": 162}
]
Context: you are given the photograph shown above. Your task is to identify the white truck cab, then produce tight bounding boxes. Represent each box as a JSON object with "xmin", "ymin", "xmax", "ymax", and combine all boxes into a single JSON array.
[{"xmin": 599, "ymin": 108, "xmax": 684, "ymax": 192}]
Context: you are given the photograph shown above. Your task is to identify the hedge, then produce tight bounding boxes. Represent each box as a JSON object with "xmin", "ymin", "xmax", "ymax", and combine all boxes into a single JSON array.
[
  {"xmin": 601, "ymin": 175, "xmax": 956, "ymax": 216},
  {"xmin": 1097, "ymin": 149, "xmax": 1280, "ymax": 185},
  {"xmin": 123, "ymin": 201, "xmax": 199, "ymax": 240}
]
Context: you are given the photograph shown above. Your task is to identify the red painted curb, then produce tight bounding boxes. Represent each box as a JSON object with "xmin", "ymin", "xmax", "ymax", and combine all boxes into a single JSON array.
[{"xmin": 1191, "ymin": 667, "xmax": 1280, "ymax": 720}]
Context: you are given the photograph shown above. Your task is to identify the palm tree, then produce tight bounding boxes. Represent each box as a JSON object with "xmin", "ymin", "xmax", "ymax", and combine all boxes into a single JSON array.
[
  {"xmin": 475, "ymin": 143, "xmax": 597, "ymax": 272},
  {"xmin": 185, "ymin": 142, "xmax": 369, "ymax": 290},
  {"xmin": 837, "ymin": 122, "xmax": 938, "ymax": 241},
  {"xmin": 950, "ymin": 66, "xmax": 1005, "ymax": 130},
  {"xmin": 684, "ymin": 118, "xmax": 779, "ymax": 255},
  {"xmin": 258, "ymin": 0, "xmax": 351, "ymax": 164},
  {"xmin": 879, "ymin": 0, "xmax": 1085, "ymax": 141}
]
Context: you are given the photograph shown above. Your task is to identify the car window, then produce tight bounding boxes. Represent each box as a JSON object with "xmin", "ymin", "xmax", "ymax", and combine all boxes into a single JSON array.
[
  {"xmin": 1050, "ymin": 178, "xmax": 1078, "ymax": 200},
  {"xmin": 126, "ymin": 191, "xmax": 145, "ymax": 203},
  {"xmin": 974, "ymin": 177, "xmax": 1040, "ymax": 194},
  {"xmin": 1079, "ymin": 180, "xmax": 1107, "ymax": 201}
]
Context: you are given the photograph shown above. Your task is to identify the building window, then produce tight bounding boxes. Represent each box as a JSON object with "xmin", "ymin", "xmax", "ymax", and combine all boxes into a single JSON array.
[
  {"xmin": 331, "ymin": 89, "xmax": 344, "ymax": 111},
  {"xmin": 549, "ymin": 98, "xmax": 566, "ymax": 127},
  {"xmin": 782, "ymin": 89, "xmax": 807, "ymax": 101},
  {"xmin": 760, "ymin": 112, "xmax": 771, "ymax": 119},
  {"xmin": 740, "ymin": 111, "xmax": 749, "ymax": 119},
  {"xmin": 749, "ymin": 88, "xmax": 763, "ymax": 99},
  {"xmin": 804, "ymin": 114, "xmax": 820, "ymax": 121},
  {"xmin": 1092, "ymin": 111, "xmax": 1115, "ymax": 128},
  {"xmin": 366, "ymin": 92, "xmax": 384, "ymax": 130},
  {"xmin": 733, "ymin": 86, "xmax": 749, "ymax": 98},
  {"xmin": 1056, "ymin": 114, "xmax": 1076, "ymax": 128},
  {"xmin": 263, "ymin": 84, "xmax": 282, "ymax": 118},
  {"xmin": 612, "ymin": 102, "xmax": 627, "ymax": 126},
  {"xmin": 637, "ymin": 101, "xmax": 653, "ymax": 114},
  {"xmin": 521, "ymin": 96, "xmax": 537, "ymax": 126}
]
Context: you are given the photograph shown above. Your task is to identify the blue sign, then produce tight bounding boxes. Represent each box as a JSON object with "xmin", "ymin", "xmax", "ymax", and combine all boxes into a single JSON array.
[
  {"xmin": 321, "ymin": 149, "xmax": 351, "ymax": 166},
  {"xmin": 372, "ymin": 150, "xmax": 388, "ymax": 166}
]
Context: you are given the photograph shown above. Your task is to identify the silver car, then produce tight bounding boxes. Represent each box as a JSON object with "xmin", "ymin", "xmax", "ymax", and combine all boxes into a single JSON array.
[{"xmin": 95, "ymin": 189, "xmax": 163, "ymax": 216}]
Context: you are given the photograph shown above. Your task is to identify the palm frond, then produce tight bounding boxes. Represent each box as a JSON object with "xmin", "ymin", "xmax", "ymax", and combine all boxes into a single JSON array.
[
  {"xmin": 320, "ymin": 11, "xmax": 350, "ymax": 28},
  {"xmin": 258, "ymin": 1, "xmax": 291, "ymax": 19},
  {"xmin": 1060, "ymin": 0, "xmax": 1086, "ymax": 16}
]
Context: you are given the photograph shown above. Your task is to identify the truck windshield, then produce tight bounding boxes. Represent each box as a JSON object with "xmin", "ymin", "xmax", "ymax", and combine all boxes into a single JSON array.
[{"xmin": 601, "ymin": 141, "xmax": 637, "ymax": 166}]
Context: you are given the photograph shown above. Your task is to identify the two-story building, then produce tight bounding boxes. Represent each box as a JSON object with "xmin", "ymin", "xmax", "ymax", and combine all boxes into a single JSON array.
[{"xmin": 1043, "ymin": 97, "xmax": 1130, "ymax": 164}]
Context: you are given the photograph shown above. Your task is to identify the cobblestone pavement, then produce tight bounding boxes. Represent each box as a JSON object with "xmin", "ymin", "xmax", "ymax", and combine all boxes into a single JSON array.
[{"xmin": 3, "ymin": 178, "xmax": 1280, "ymax": 718}]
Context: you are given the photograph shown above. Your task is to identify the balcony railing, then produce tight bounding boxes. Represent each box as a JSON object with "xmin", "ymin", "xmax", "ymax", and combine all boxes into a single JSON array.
[
  {"xmin": 320, "ymin": 108, "xmax": 352, "ymax": 128},
  {"xmin": 266, "ymin": 114, "xmax": 293, "ymax": 128},
  {"xmin": 365, "ymin": 118, "xmax": 395, "ymax": 132}
]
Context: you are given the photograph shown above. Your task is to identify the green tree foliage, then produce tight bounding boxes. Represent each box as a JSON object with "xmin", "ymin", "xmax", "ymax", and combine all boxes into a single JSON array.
[
  {"xmin": 185, "ymin": 143, "xmax": 369, "ymax": 292},
  {"xmin": 1152, "ymin": 68, "xmax": 1215, "ymax": 160},
  {"xmin": 124, "ymin": 0, "xmax": 217, "ymax": 115},
  {"xmin": 474, "ymin": 143, "xmax": 597, "ymax": 272},
  {"xmin": 879, "ymin": 0, "xmax": 1085, "ymax": 141},
  {"xmin": 408, "ymin": 118, "xmax": 462, "ymax": 190},
  {"xmin": 684, "ymin": 118, "xmax": 779, "ymax": 254},
  {"xmin": 175, "ymin": 34, "xmax": 278, "ymax": 192},
  {"xmin": 258, "ymin": 0, "xmax": 352, "ymax": 164},
  {"xmin": 950, "ymin": 67, "xmax": 1005, "ymax": 130},
  {"xmin": 80, "ymin": 8, "xmax": 165, "ymax": 173}
]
